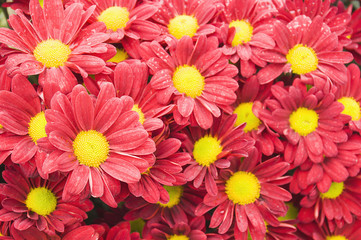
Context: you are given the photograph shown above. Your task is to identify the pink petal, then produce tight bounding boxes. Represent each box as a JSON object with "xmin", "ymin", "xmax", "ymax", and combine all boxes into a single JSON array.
[
  {"xmin": 94, "ymin": 98, "xmax": 122, "ymax": 133},
  {"xmin": 101, "ymin": 158, "xmax": 140, "ymax": 183},
  {"xmin": 318, "ymin": 51, "xmax": 354, "ymax": 64},
  {"xmin": 64, "ymin": 165, "xmax": 90, "ymax": 196},
  {"xmin": 74, "ymin": 91, "xmax": 94, "ymax": 130},
  {"xmin": 89, "ymin": 168, "xmax": 104, "ymax": 198},
  {"xmin": 177, "ymin": 97, "xmax": 194, "ymax": 118},
  {"xmin": 257, "ymin": 64, "xmax": 285, "ymax": 84},
  {"xmin": 194, "ymin": 101, "xmax": 213, "ymax": 129},
  {"xmin": 43, "ymin": 0, "xmax": 64, "ymax": 39},
  {"xmin": 11, "ymin": 137, "xmax": 37, "ymax": 164},
  {"xmin": 107, "ymin": 128, "xmax": 148, "ymax": 151}
]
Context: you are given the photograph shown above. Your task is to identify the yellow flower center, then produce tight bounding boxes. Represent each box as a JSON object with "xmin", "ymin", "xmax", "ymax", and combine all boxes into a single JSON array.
[
  {"xmin": 225, "ymin": 171, "xmax": 261, "ymax": 205},
  {"xmin": 0, "ymin": 124, "xmax": 3, "ymax": 129},
  {"xmin": 326, "ymin": 236, "xmax": 348, "ymax": 240},
  {"xmin": 132, "ymin": 104, "xmax": 145, "ymax": 125},
  {"xmin": 289, "ymin": 107, "xmax": 319, "ymax": 136},
  {"xmin": 229, "ymin": 20, "xmax": 253, "ymax": 47},
  {"xmin": 25, "ymin": 187, "xmax": 57, "ymax": 216},
  {"xmin": 107, "ymin": 48, "xmax": 128, "ymax": 63},
  {"xmin": 278, "ymin": 202, "xmax": 298, "ymax": 221},
  {"xmin": 168, "ymin": 15, "xmax": 199, "ymax": 39},
  {"xmin": 28, "ymin": 111, "xmax": 47, "ymax": 144},
  {"xmin": 39, "ymin": 0, "xmax": 44, "ymax": 7},
  {"xmin": 337, "ymin": 97, "xmax": 361, "ymax": 121},
  {"xmin": 167, "ymin": 235, "xmax": 189, "ymax": 240},
  {"xmin": 233, "ymin": 102, "xmax": 261, "ymax": 132},
  {"xmin": 286, "ymin": 44, "xmax": 318, "ymax": 75},
  {"xmin": 98, "ymin": 6, "xmax": 130, "ymax": 31},
  {"xmin": 73, "ymin": 130, "xmax": 109, "ymax": 168},
  {"xmin": 159, "ymin": 185, "xmax": 183, "ymax": 208},
  {"xmin": 172, "ymin": 65, "xmax": 205, "ymax": 98},
  {"xmin": 33, "ymin": 39, "xmax": 71, "ymax": 68},
  {"xmin": 320, "ymin": 182, "xmax": 344, "ymax": 199},
  {"xmin": 193, "ymin": 135, "xmax": 223, "ymax": 167}
]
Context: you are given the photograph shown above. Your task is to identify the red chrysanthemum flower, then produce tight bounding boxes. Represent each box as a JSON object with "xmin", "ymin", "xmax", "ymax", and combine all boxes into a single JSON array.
[
  {"xmin": 195, "ymin": 150, "xmax": 292, "ymax": 239},
  {"xmin": 232, "ymin": 76, "xmax": 284, "ymax": 156},
  {"xmin": 257, "ymin": 15, "xmax": 353, "ymax": 88},
  {"xmin": 335, "ymin": 64, "xmax": 361, "ymax": 134},
  {"xmin": 277, "ymin": 0, "xmax": 351, "ymax": 39},
  {"xmin": 290, "ymin": 134, "xmax": 361, "ymax": 194},
  {"xmin": 182, "ymin": 114, "xmax": 255, "ymax": 196},
  {"xmin": 298, "ymin": 176, "xmax": 361, "ymax": 229},
  {"xmin": 0, "ymin": 75, "xmax": 47, "ymax": 177},
  {"xmin": 140, "ymin": 35, "xmax": 239, "ymax": 129},
  {"xmin": 0, "ymin": 0, "xmax": 115, "ymax": 105},
  {"xmin": 0, "ymin": 166, "xmax": 91, "ymax": 235},
  {"xmin": 41, "ymin": 83, "xmax": 156, "ymax": 207},
  {"xmin": 124, "ymin": 184, "xmax": 204, "ymax": 228},
  {"xmin": 218, "ymin": 0, "xmax": 275, "ymax": 78},
  {"xmin": 79, "ymin": 0, "xmax": 160, "ymax": 42},
  {"xmin": 147, "ymin": 216, "xmax": 208, "ymax": 240},
  {"xmin": 298, "ymin": 219, "xmax": 361, "ymax": 240},
  {"xmin": 258, "ymin": 82, "xmax": 349, "ymax": 167},
  {"xmin": 128, "ymin": 136, "xmax": 191, "ymax": 204},
  {"xmin": 151, "ymin": 0, "xmax": 219, "ymax": 40},
  {"xmin": 113, "ymin": 61, "xmax": 175, "ymax": 132}
]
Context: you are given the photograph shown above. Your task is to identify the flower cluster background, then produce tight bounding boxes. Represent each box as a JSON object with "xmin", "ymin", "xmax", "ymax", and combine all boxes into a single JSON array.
[{"xmin": 0, "ymin": 0, "xmax": 361, "ymax": 239}]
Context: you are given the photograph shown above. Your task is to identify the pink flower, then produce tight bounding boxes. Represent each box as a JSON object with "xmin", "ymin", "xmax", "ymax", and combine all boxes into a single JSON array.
[
  {"xmin": 0, "ymin": 0, "xmax": 115, "ymax": 105},
  {"xmin": 258, "ymin": 15, "xmax": 353, "ymax": 88},
  {"xmin": 79, "ymin": 0, "xmax": 161, "ymax": 42},
  {"xmin": 141, "ymin": 35, "xmax": 239, "ymax": 129},
  {"xmin": 41, "ymin": 83, "xmax": 156, "ymax": 207}
]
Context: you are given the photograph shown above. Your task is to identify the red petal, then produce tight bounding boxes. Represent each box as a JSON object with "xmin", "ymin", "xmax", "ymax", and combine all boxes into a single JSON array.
[
  {"xmin": 89, "ymin": 168, "xmax": 104, "ymax": 198},
  {"xmin": 74, "ymin": 91, "xmax": 94, "ymax": 131},
  {"xmin": 101, "ymin": 158, "xmax": 141, "ymax": 183}
]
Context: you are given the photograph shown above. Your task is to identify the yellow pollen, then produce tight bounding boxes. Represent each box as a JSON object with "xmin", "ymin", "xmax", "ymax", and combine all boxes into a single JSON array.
[
  {"xmin": 320, "ymin": 182, "xmax": 344, "ymax": 199},
  {"xmin": 289, "ymin": 107, "xmax": 319, "ymax": 136},
  {"xmin": 193, "ymin": 135, "xmax": 223, "ymax": 167},
  {"xmin": 225, "ymin": 171, "xmax": 261, "ymax": 205},
  {"xmin": 0, "ymin": 124, "xmax": 3, "ymax": 129},
  {"xmin": 229, "ymin": 20, "xmax": 253, "ymax": 47},
  {"xmin": 73, "ymin": 130, "xmax": 109, "ymax": 168},
  {"xmin": 28, "ymin": 111, "xmax": 47, "ymax": 144},
  {"xmin": 25, "ymin": 187, "xmax": 57, "ymax": 216},
  {"xmin": 346, "ymin": 35, "xmax": 352, "ymax": 39},
  {"xmin": 167, "ymin": 235, "xmax": 189, "ymax": 240},
  {"xmin": 172, "ymin": 65, "xmax": 205, "ymax": 98},
  {"xmin": 107, "ymin": 48, "xmax": 128, "ymax": 63},
  {"xmin": 132, "ymin": 104, "xmax": 145, "ymax": 125},
  {"xmin": 233, "ymin": 102, "xmax": 261, "ymax": 132},
  {"xmin": 33, "ymin": 39, "xmax": 71, "ymax": 68},
  {"xmin": 158, "ymin": 185, "xmax": 183, "ymax": 208},
  {"xmin": 286, "ymin": 44, "xmax": 318, "ymax": 75},
  {"xmin": 338, "ymin": 97, "xmax": 361, "ymax": 121},
  {"xmin": 278, "ymin": 202, "xmax": 298, "ymax": 221},
  {"xmin": 98, "ymin": 6, "xmax": 129, "ymax": 32},
  {"xmin": 39, "ymin": 0, "xmax": 44, "ymax": 7},
  {"xmin": 326, "ymin": 236, "xmax": 348, "ymax": 240},
  {"xmin": 168, "ymin": 15, "xmax": 199, "ymax": 39}
]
